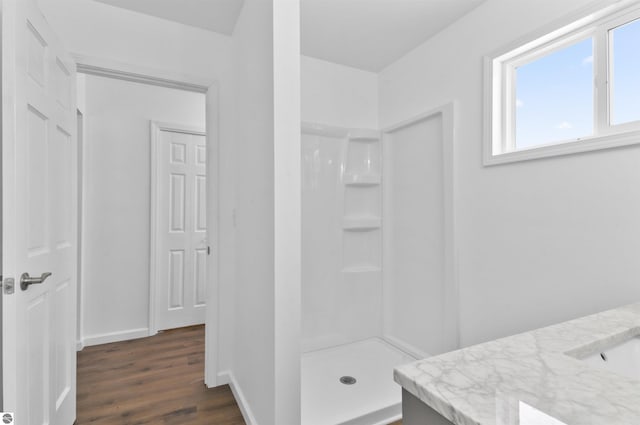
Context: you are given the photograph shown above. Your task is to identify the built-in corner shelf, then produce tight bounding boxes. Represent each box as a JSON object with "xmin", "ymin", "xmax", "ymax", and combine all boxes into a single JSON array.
[
  {"xmin": 342, "ymin": 265, "xmax": 382, "ymax": 274},
  {"xmin": 348, "ymin": 129, "xmax": 381, "ymax": 142},
  {"xmin": 340, "ymin": 126, "xmax": 382, "ymax": 276},
  {"xmin": 344, "ymin": 173, "xmax": 381, "ymax": 187},
  {"xmin": 343, "ymin": 216, "xmax": 381, "ymax": 231}
]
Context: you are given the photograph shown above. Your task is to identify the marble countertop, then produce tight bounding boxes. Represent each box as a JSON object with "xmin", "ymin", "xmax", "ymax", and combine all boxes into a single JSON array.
[{"xmin": 394, "ymin": 303, "xmax": 640, "ymax": 425}]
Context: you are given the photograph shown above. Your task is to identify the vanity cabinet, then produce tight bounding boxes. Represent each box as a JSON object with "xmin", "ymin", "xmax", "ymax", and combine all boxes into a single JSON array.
[{"xmin": 402, "ymin": 390, "xmax": 455, "ymax": 425}]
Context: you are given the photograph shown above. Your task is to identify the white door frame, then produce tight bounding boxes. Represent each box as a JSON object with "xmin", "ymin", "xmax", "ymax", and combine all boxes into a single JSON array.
[
  {"xmin": 72, "ymin": 54, "xmax": 221, "ymax": 387},
  {"xmin": 149, "ymin": 121, "xmax": 207, "ymax": 334},
  {"xmin": 76, "ymin": 109, "xmax": 85, "ymax": 352}
]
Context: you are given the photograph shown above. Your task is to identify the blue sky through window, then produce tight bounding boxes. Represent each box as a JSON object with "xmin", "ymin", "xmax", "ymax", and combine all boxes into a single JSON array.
[
  {"xmin": 515, "ymin": 38, "xmax": 594, "ymax": 149},
  {"xmin": 611, "ymin": 18, "xmax": 640, "ymax": 125}
]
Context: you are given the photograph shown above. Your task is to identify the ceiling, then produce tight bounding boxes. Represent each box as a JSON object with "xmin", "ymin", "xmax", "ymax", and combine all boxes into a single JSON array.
[
  {"xmin": 94, "ymin": 0, "xmax": 245, "ymax": 35},
  {"xmin": 92, "ymin": 0, "xmax": 485, "ymax": 72},
  {"xmin": 301, "ymin": 0, "xmax": 484, "ymax": 71}
]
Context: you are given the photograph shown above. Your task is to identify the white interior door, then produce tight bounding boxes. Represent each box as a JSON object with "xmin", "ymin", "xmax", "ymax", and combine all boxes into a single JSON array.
[
  {"xmin": 2, "ymin": 0, "xmax": 78, "ymax": 423},
  {"xmin": 153, "ymin": 124, "xmax": 207, "ymax": 331}
]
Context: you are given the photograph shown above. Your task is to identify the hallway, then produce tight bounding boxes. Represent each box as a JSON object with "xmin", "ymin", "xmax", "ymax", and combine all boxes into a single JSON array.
[{"xmin": 76, "ymin": 326, "xmax": 245, "ymax": 424}]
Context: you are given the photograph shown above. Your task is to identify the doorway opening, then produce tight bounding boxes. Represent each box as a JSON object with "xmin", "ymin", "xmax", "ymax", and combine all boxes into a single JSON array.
[
  {"xmin": 74, "ymin": 70, "xmax": 221, "ymax": 419},
  {"xmin": 76, "ymin": 73, "xmax": 209, "ymax": 346}
]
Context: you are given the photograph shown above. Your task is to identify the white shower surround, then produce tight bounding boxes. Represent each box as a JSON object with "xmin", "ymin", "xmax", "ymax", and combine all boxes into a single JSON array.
[
  {"xmin": 382, "ymin": 103, "xmax": 459, "ymax": 358},
  {"xmin": 301, "ymin": 102, "xmax": 459, "ymax": 424},
  {"xmin": 301, "ymin": 123, "xmax": 384, "ymax": 353}
]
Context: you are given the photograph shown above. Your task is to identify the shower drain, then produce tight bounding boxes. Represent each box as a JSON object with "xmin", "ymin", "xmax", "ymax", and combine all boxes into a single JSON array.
[{"xmin": 339, "ymin": 376, "xmax": 357, "ymax": 385}]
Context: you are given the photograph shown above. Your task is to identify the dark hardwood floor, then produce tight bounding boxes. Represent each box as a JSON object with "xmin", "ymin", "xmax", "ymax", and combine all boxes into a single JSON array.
[
  {"xmin": 77, "ymin": 325, "xmax": 403, "ymax": 424},
  {"xmin": 77, "ymin": 325, "xmax": 245, "ymax": 424}
]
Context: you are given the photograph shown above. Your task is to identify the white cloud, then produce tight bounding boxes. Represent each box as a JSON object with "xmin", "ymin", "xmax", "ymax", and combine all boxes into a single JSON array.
[
  {"xmin": 516, "ymin": 99, "xmax": 524, "ymax": 108},
  {"xmin": 582, "ymin": 55, "xmax": 593, "ymax": 66},
  {"xmin": 555, "ymin": 121, "xmax": 573, "ymax": 129}
]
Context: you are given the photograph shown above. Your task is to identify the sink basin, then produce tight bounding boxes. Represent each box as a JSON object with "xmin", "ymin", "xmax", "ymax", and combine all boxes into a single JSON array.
[{"xmin": 581, "ymin": 336, "xmax": 640, "ymax": 381}]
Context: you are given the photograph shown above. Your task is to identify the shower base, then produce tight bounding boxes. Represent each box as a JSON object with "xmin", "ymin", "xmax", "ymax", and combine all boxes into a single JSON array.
[{"xmin": 301, "ymin": 338, "xmax": 416, "ymax": 425}]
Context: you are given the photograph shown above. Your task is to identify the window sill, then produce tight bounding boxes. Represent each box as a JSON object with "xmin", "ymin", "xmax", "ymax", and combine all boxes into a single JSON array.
[{"xmin": 483, "ymin": 129, "xmax": 640, "ymax": 166}]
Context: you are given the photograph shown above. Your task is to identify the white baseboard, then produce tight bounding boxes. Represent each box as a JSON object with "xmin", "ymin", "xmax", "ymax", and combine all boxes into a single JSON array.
[
  {"xmin": 76, "ymin": 340, "xmax": 85, "ymax": 352},
  {"xmin": 83, "ymin": 328, "xmax": 150, "ymax": 347},
  {"xmin": 383, "ymin": 334, "xmax": 430, "ymax": 360},
  {"xmin": 218, "ymin": 370, "xmax": 259, "ymax": 425}
]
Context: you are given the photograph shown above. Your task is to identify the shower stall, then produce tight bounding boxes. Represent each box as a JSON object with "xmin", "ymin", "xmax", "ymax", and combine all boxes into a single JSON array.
[{"xmin": 300, "ymin": 104, "xmax": 458, "ymax": 425}]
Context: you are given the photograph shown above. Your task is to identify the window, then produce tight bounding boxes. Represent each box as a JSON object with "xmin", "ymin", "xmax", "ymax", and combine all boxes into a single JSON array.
[
  {"xmin": 515, "ymin": 37, "xmax": 594, "ymax": 150},
  {"xmin": 484, "ymin": 3, "xmax": 640, "ymax": 165},
  {"xmin": 611, "ymin": 17, "xmax": 640, "ymax": 125}
]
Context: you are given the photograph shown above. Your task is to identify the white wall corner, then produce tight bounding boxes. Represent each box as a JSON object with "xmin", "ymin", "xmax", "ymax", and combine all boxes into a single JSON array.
[
  {"xmin": 273, "ymin": 0, "xmax": 302, "ymax": 423},
  {"xmin": 217, "ymin": 371, "xmax": 260, "ymax": 425}
]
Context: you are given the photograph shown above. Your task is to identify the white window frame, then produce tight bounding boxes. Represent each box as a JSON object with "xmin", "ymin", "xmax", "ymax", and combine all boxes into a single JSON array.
[{"xmin": 483, "ymin": 0, "xmax": 640, "ymax": 166}]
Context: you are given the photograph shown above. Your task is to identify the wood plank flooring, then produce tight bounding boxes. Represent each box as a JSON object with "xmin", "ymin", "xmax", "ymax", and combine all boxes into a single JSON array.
[
  {"xmin": 76, "ymin": 325, "xmax": 244, "ymax": 424},
  {"xmin": 77, "ymin": 325, "xmax": 403, "ymax": 424}
]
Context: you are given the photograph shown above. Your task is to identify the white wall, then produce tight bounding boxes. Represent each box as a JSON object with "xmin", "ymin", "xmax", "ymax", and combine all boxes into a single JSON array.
[
  {"xmin": 301, "ymin": 55, "xmax": 378, "ymax": 129},
  {"xmin": 379, "ymin": 0, "xmax": 640, "ymax": 347},
  {"xmin": 230, "ymin": 2, "xmax": 275, "ymax": 421},
  {"xmin": 81, "ymin": 75, "xmax": 205, "ymax": 344},
  {"xmin": 273, "ymin": 2, "xmax": 301, "ymax": 423},
  {"xmin": 37, "ymin": 0, "xmax": 232, "ymax": 80},
  {"xmin": 228, "ymin": 0, "xmax": 300, "ymax": 424}
]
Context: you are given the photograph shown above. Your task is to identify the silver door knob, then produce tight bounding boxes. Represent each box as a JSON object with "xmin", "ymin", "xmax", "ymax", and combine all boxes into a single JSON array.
[{"xmin": 20, "ymin": 272, "xmax": 52, "ymax": 291}]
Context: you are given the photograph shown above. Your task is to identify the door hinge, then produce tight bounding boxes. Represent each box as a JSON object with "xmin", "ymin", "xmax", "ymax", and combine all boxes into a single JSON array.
[
  {"xmin": 207, "ymin": 246, "xmax": 211, "ymax": 256},
  {"xmin": 2, "ymin": 277, "xmax": 15, "ymax": 295}
]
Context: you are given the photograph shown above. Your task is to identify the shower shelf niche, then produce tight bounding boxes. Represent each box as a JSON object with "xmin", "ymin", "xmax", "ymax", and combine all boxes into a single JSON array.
[
  {"xmin": 342, "ymin": 265, "xmax": 381, "ymax": 273},
  {"xmin": 348, "ymin": 129, "xmax": 381, "ymax": 142},
  {"xmin": 343, "ymin": 216, "xmax": 381, "ymax": 231},
  {"xmin": 344, "ymin": 173, "xmax": 381, "ymax": 187},
  {"xmin": 342, "ymin": 127, "xmax": 382, "ymax": 276}
]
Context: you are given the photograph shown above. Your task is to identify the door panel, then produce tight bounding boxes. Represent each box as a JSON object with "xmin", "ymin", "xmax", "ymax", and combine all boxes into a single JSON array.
[
  {"xmin": 195, "ymin": 248, "xmax": 207, "ymax": 306},
  {"xmin": 154, "ymin": 128, "xmax": 207, "ymax": 331},
  {"xmin": 26, "ymin": 106, "xmax": 49, "ymax": 254},
  {"xmin": 51, "ymin": 127, "xmax": 73, "ymax": 249},
  {"xmin": 26, "ymin": 22, "xmax": 46, "ymax": 87},
  {"xmin": 53, "ymin": 281, "xmax": 72, "ymax": 408},
  {"xmin": 169, "ymin": 249, "xmax": 185, "ymax": 309},
  {"xmin": 3, "ymin": 0, "xmax": 78, "ymax": 423},
  {"xmin": 195, "ymin": 175, "xmax": 207, "ymax": 231},
  {"xmin": 26, "ymin": 294, "xmax": 48, "ymax": 425},
  {"xmin": 170, "ymin": 173, "xmax": 186, "ymax": 232}
]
